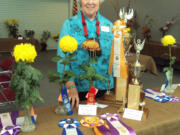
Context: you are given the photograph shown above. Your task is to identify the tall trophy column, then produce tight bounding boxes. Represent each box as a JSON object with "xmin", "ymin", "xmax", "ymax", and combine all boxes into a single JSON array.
[
  {"xmin": 108, "ymin": 8, "xmax": 134, "ymax": 102},
  {"xmin": 128, "ymin": 39, "xmax": 145, "ymax": 110}
]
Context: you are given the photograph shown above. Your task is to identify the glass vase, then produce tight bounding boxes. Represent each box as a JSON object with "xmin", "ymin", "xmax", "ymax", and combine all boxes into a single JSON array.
[
  {"xmin": 55, "ymin": 102, "xmax": 67, "ymax": 115},
  {"xmin": 165, "ymin": 68, "xmax": 174, "ymax": 94},
  {"xmin": 21, "ymin": 109, "xmax": 36, "ymax": 132}
]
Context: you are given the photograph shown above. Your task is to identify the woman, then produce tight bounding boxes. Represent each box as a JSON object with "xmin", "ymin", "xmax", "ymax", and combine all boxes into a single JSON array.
[{"xmin": 57, "ymin": 0, "xmax": 114, "ymax": 108}]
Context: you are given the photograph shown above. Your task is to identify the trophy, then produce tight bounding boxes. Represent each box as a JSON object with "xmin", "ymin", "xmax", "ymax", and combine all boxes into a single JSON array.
[
  {"xmin": 103, "ymin": 8, "xmax": 134, "ymax": 103},
  {"xmin": 127, "ymin": 38, "xmax": 145, "ymax": 110},
  {"xmin": 129, "ymin": 39, "xmax": 145, "ymax": 85}
]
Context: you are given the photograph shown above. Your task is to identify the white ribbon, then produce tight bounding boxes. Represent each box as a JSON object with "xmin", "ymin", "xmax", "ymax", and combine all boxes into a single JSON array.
[{"xmin": 113, "ymin": 37, "xmax": 121, "ymax": 77}]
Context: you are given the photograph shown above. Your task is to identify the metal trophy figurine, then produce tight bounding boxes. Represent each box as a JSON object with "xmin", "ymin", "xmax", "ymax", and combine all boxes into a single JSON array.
[
  {"xmin": 108, "ymin": 8, "xmax": 133, "ymax": 102},
  {"xmin": 130, "ymin": 39, "xmax": 145, "ymax": 85}
]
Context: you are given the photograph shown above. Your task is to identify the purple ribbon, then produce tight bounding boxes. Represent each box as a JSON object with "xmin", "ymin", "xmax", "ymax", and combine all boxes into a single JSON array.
[
  {"xmin": 119, "ymin": 120, "xmax": 136, "ymax": 135},
  {"xmin": 109, "ymin": 117, "xmax": 117, "ymax": 122},
  {"xmin": 0, "ymin": 112, "xmax": 20, "ymax": 135},
  {"xmin": 97, "ymin": 125, "xmax": 111, "ymax": 135},
  {"xmin": 0, "ymin": 125, "xmax": 20, "ymax": 135},
  {"xmin": 101, "ymin": 113, "xmax": 136, "ymax": 135}
]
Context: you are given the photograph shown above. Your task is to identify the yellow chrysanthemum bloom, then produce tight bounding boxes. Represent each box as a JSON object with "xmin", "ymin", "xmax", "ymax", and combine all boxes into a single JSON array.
[
  {"xmin": 13, "ymin": 43, "xmax": 37, "ymax": 63},
  {"xmin": 59, "ymin": 35, "xmax": 78, "ymax": 53},
  {"xmin": 12, "ymin": 18, "xmax": 18, "ymax": 23},
  {"xmin": 161, "ymin": 35, "xmax": 176, "ymax": 46},
  {"xmin": 8, "ymin": 20, "xmax": 13, "ymax": 26},
  {"xmin": 126, "ymin": 27, "xmax": 131, "ymax": 32}
]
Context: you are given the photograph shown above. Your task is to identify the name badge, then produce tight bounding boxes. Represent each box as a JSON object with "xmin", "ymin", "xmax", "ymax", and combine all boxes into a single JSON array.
[{"xmin": 101, "ymin": 26, "xmax": 110, "ymax": 32}]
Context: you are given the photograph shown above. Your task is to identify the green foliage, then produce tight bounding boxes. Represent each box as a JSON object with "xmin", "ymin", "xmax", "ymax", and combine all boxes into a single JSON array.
[
  {"xmin": 48, "ymin": 53, "xmax": 76, "ymax": 87},
  {"xmin": 163, "ymin": 45, "xmax": 176, "ymax": 73},
  {"xmin": 79, "ymin": 63, "xmax": 107, "ymax": 86},
  {"xmin": 170, "ymin": 56, "xmax": 176, "ymax": 66},
  {"xmin": 10, "ymin": 61, "xmax": 43, "ymax": 110}
]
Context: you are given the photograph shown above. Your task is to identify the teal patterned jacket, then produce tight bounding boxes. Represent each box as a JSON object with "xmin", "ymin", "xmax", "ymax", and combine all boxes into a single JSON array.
[{"xmin": 57, "ymin": 11, "xmax": 114, "ymax": 92}]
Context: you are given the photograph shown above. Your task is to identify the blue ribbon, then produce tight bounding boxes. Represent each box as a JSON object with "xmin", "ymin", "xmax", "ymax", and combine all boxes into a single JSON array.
[
  {"xmin": 143, "ymin": 89, "xmax": 170, "ymax": 103},
  {"xmin": 61, "ymin": 87, "xmax": 73, "ymax": 115},
  {"xmin": 164, "ymin": 77, "xmax": 169, "ymax": 90},
  {"xmin": 31, "ymin": 116, "xmax": 36, "ymax": 125},
  {"xmin": 59, "ymin": 118, "xmax": 83, "ymax": 135}
]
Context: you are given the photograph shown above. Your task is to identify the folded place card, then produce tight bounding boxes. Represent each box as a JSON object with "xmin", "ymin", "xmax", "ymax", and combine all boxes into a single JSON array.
[
  {"xmin": 123, "ymin": 108, "xmax": 143, "ymax": 121},
  {"xmin": 78, "ymin": 104, "xmax": 97, "ymax": 116},
  {"xmin": 0, "ymin": 113, "xmax": 14, "ymax": 127}
]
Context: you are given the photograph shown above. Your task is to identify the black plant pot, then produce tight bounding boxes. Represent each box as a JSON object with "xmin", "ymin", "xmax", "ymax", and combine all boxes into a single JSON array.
[{"xmin": 41, "ymin": 42, "xmax": 47, "ymax": 51}]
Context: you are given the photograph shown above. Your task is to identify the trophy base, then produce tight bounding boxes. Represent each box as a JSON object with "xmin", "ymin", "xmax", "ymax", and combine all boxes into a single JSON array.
[
  {"xmin": 115, "ymin": 77, "xmax": 128, "ymax": 102},
  {"xmin": 127, "ymin": 83, "xmax": 142, "ymax": 110}
]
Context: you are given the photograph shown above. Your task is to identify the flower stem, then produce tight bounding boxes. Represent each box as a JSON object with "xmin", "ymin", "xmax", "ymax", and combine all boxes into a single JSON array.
[{"xmin": 169, "ymin": 45, "xmax": 172, "ymax": 69}]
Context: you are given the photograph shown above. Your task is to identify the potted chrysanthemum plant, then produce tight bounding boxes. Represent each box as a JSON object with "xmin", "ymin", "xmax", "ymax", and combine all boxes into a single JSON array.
[
  {"xmin": 161, "ymin": 35, "xmax": 176, "ymax": 93},
  {"xmin": 4, "ymin": 18, "xmax": 19, "ymax": 38},
  {"xmin": 48, "ymin": 35, "xmax": 78, "ymax": 115},
  {"xmin": 10, "ymin": 43, "xmax": 43, "ymax": 132},
  {"xmin": 81, "ymin": 39, "xmax": 107, "ymax": 104}
]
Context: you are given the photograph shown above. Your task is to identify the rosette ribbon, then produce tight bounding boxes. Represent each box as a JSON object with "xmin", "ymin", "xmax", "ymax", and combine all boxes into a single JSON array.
[
  {"xmin": 59, "ymin": 118, "xmax": 83, "ymax": 135},
  {"xmin": 80, "ymin": 116, "xmax": 111, "ymax": 135},
  {"xmin": 61, "ymin": 87, "xmax": 73, "ymax": 115},
  {"xmin": 143, "ymin": 89, "xmax": 179, "ymax": 103},
  {"xmin": 100, "ymin": 113, "xmax": 136, "ymax": 135},
  {"xmin": 0, "ymin": 112, "xmax": 21, "ymax": 135},
  {"xmin": 0, "ymin": 125, "xmax": 20, "ymax": 135}
]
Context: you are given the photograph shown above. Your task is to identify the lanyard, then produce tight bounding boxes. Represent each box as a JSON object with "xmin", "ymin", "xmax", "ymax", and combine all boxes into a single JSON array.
[{"xmin": 81, "ymin": 12, "xmax": 100, "ymax": 37}]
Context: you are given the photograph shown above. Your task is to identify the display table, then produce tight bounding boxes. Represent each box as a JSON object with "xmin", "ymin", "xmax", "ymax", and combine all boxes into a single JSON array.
[
  {"xmin": 126, "ymin": 53, "xmax": 158, "ymax": 75},
  {"xmin": 142, "ymin": 41, "xmax": 180, "ymax": 61},
  {"xmin": 0, "ymin": 38, "xmax": 41, "ymax": 52},
  {"xmin": 19, "ymin": 87, "xmax": 180, "ymax": 135}
]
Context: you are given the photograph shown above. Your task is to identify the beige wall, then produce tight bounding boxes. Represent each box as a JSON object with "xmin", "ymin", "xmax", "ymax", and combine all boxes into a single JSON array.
[{"xmin": 0, "ymin": 0, "xmax": 69, "ymax": 50}]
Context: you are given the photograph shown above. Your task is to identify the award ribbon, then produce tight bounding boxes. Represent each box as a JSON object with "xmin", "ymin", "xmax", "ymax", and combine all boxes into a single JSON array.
[
  {"xmin": 86, "ymin": 86, "xmax": 98, "ymax": 105},
  {"xmin": 80, "ymin": 116, "xmax": 111, "ymax": 135},
  {"xmin": 143, "ymin": 89, "xmax": 180, "ymax": 103},
  {"xmin": 61, "ymin": 87, "xmax": 73, "ymax": 115},
  {"xmin": 108, "ymin": 20, "xmax": 128, "ymax": 79},
  {"xmin": 0, "ymin": 112, "xmax": 21, "ymax": 135},
  {"xmin": 101, "ymin": 113, "xmax": 136, "ymax": 135},
  {"xmin": 59, "ymin": 118, "xmax": 83, "ymax": 135},
  {"xmin": 30, "ymin": 106, "xmax": 36, "ymax": 125}
]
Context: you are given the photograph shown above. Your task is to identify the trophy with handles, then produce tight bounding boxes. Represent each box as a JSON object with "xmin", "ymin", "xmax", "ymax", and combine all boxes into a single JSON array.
[
  {"xmin": 130, "ymin": 39, "xmax": 145, "ymax": 85},
  {"xmin": 128, "ymin": 38, "xmax": 145, "ymax": 110}
]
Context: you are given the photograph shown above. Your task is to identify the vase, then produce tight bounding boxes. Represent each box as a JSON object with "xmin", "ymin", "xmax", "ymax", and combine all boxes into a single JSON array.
[
  {"xmin": 21, "ymin": 109, "xmax": 36, "ymax": 132},
  {"xmin": 55, "ymin": 102, "xmax": 67, "ymax": 115},
  {"xmin": 165, "ymin": 68, "xmax": 174, "ymax": 94}
]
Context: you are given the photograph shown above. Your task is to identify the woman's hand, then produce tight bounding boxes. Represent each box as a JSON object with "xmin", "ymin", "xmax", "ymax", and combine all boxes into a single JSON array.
[{"xmin": 65, "ymin": 81, "xmax": 79, "ymax": 108}]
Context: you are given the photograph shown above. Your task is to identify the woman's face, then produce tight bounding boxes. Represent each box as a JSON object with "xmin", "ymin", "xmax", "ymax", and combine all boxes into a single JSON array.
[{"xmin": 81, "ymin": 0, "xmax": 100, "ymax": 20}]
